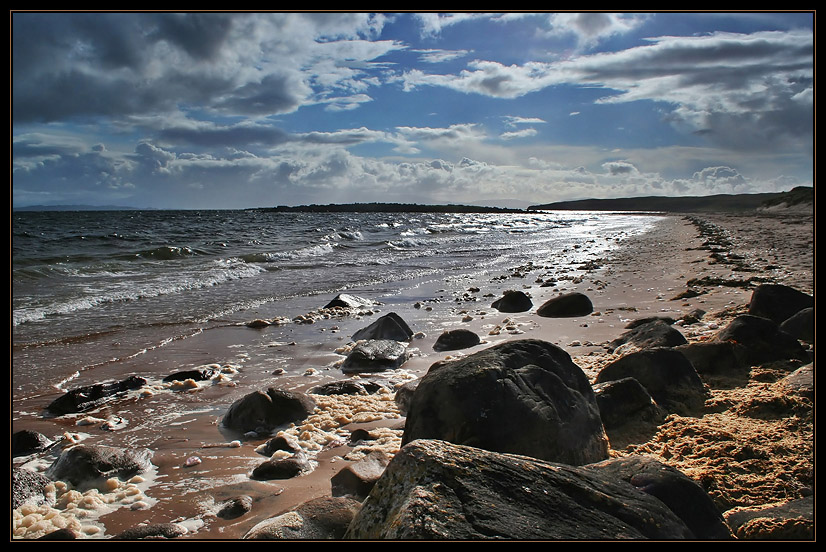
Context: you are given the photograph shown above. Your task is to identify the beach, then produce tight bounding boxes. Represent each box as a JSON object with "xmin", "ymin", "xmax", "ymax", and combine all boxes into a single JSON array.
[{"xmin": 12, "ymin": 209, "xmax": 814, "ymax": 540}]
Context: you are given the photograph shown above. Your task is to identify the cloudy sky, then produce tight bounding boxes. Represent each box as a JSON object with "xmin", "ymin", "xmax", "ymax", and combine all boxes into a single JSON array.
[{"xmin": 12, "ymin": 12, "xmax": 814, "ymax": 209}]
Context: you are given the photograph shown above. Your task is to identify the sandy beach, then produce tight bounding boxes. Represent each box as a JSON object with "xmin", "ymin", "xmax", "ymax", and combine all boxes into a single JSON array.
[{"xmin": 12, "ymin": 209, "xmax": 814, "ymax": 540}]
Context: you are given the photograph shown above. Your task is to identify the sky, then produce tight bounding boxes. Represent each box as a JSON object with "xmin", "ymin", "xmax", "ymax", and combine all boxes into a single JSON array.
[{"xmin": 11, "ymin": 11, "xmax": 814, "ymax": 209}]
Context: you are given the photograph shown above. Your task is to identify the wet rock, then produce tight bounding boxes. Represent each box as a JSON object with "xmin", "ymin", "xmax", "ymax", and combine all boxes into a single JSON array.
[
  {"xmin": 46, "ymin": 375, "xmax": 147, "ymax": 416},
  {"xmin": 310, "ymin": 380, "xmax": 384, "ymax": 395},
  {"xmin": 245, "ymin": 496, "xmax": 362, "ymax": 540},
  {"xmin": 324, "ymin": 293, "xmax": 376, "ymax": 310},
  {"xmin": 595, "ymin": 348, "xmax": 707, "ymax": 415},
  {"xmin": 536, "ymin": 292, "xmax": 593, "ymax": 318},
  {"xmin": 402, "ymin": 339, "xmax": 609, "ymax": 465},
  {"xmin": 774, "ymin": 363, "xmax": 813, "ymax": 400},
  {"xmin": 112, "ymin": 523, "xmax": 187, "ymax": 540},
  {"xmin": 724, "ymin": 496, "xmax": 813, "ymax": 540},
  {"xmin": 46, "ymin": 444, "xmax": 154, "ymax": 488},
  {"xmin": 12, "ymin": 468, "xmax": 54, "ymax": 509},
  {"xmin": 255, "ymin": 434, "xmax": 301, "ymax": 457},
  {"xmin": 491, "ymin": 290, "xmax": 533, "ymax": 313},
  {"xmin": 246, "ymin": 319, "xmax": 270, "ymax": 328},
  {"xmin": 341, "ymin": 340, "xmax": 409, "ymax": 374},
  {"xmin": 352, "ymin": 312, "xmax": 413, "ymax": 342},
  {"xmin": 393, "ymin": 379, "xmax": 420, "ymax": 416},
  {"xmin": 779, "ymin": 307, "xmax": 814, "ymax": 343},
  {"xmin": 162, "ymin": 367, "xmax": 219, "ymax": 383},
  {"xmin": 608, "ymin": 319, "xmax": 687, "ymax": 353},
  {"xmin": 252, "ymin": 453, "xmax": 313, "ymax": 480},
  {"xmin": 38, "ymin": 528, "xmax": 78, "ymax": 540},
  {"xmin": 222, "ymin": 388, "xmax": 316, "ymax": 434},
  {"xmin": 592, "ymin": 377, "xmax": 665, "ymax": 429},
  {"xmin": 433, "ymin": 328, "xmax": 481, "ymax": 352},
  {"xmin": 748, "ymin": 284, "xmax": 813, "ymax": 324},
  {"xmin": 217, "ymin": 495, "xmax": 253, "ymax": 520},
  {"xmin": 345, "ymin": 440, "xmax": 729, "ymax": 540},
  {"xmin": 331, "ymin": 450, "xmax": 391, "ymax": 499},
  {"xmin": 713, "ymin": 314, "xmax": 808, "ymax": 366},
  {"xmin": 12, "ymin": 429, "xmax": 54, "ymax": 457},
  {"xmin": 675, "ymin": 341, "xmax": 746, "ymax": 376}
]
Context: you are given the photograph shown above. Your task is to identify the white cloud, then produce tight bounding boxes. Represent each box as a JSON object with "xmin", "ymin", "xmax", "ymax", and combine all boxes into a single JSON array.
[{"xmin": 501, "ymin": 128, "xmax": 538, "ymax": 140}]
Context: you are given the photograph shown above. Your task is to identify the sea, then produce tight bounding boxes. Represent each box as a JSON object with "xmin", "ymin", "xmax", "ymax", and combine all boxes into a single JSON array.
[{"xmin": 12, "ymin": 208, "xmax": 662, "ymax": 403}]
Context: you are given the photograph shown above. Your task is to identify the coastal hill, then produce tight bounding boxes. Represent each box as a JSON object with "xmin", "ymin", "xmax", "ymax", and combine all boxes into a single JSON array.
[
  {"xmin": 528, "ymin": 186, "xmax": 813, "ymax": 213},
  {"xmin": 251, "ymin": 203, "xmax": 524, "ymax": 214}
]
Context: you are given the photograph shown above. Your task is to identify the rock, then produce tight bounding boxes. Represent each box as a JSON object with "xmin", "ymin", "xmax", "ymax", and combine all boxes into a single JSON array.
[
  {"xmin": 246, "ymin": 319, "xmax": 270, "ymax": 328},
  {"xmin": 341, "ymin": 340, "xmax": 409, "ymax": 374},
  {"xmin": 46, "ymin": 375, "xmax": 147, "ymax": 416},
  {"xmin": 245, "ymin": 496, "xmax": 362, "ymax": 540},
  {"xmin": 748, "ymin": 284, "xmax": 813, "ymax": 324},
  {"xmin": 592, "ymin": 377, "xmax": 665, "ymax": 429},
  {"xmin": 624, "ymin": 316, "xmax": 677, "ymax": 329},
  {"xmin": 344, "ymin": 440, "xmax": 729, "ymax": 540},
  {"xmin": 352, "ymin": 312, "xmax": 413, "ymax": 342},
  {"xmin": 217, "ymin": 495, "xmax": 254, "ymax": 520},
  {"xmin": 331, "ymin": 450, "xmax": 391, "ymax": 499},
  {"xmin": 112, "ymin": 523, "xmax": 187, "ymax": 540},
  {"xmin": 608, "ymin": 319, "xmax": 688, "ymax": 353},
  {"xmin": 255, "ymin": 434, "xmax": 301, "ymax": 457},
  {"xmin": 779, "ymin": 307, "xmax": 814, "ymax": 343},
  {"xmin": 38, "ymin": 528, "xmax": 78, "ymax": 540},
  {"xmin": 310, "ymin": 380, "xmax": 384, "ymax": 395},
  {"xmin": 595, "ymin": 348, "xmax": 707, "ymax": 415},
  {"xmin": 162, "ymin": 367, "xmax": 219, "ymax": 383},
  {"xmin": 774, "ymin": 363, "xmax": 813, "ymax": 399},
  {"xmin": 536, "ymin": 292, "xmax": 593, "ymax": 318},
  {"xmin": 393, "ymin": 379, "xmax": 420, "ymax": 416},
  {"xmin": 12, "ymin": 429, "xmax": 54, "ymax": 457},
  {"xmin": 221, "ymin": 388, "xmax": 316, "ymax": 434},
  {"xmin": 432, "ymin": 329, "xmax": 481, "ymax": 352},
  {"xmin": 46, "ymin": 444, "xmax": 154, "ymax": 488},
  {"xmin": 402, "ymin": 339, "xmax": 609, "ymax": 465},
  {"xmin": 324, "ymin": 293, "xmax": 376, "ymax": 310},
  {"xmin": 252, "ymin": 453, "xmax": 313, "ymax": 480},
  {"xmin": 491, "ymin": 290, "xmax": 533, "ymax": 313},
  {"xmin": 713, "ymin": 314, "xmax": 808, "ymax": 366},
  {"xmin": 675, "ymin": 341, "xmax": 746, "ymax": 376},
  {"xmin": 12, "ymin": 468, "xmax": 54, "ymax": 509},
  {"xmin": 724, "ymin": 496, "xmax": 813, "ymax": 540}
]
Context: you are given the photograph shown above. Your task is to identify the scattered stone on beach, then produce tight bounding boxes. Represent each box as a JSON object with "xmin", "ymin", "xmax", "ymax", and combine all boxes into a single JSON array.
[
  {"xmin": 46, "ymin": 444, "xmax": 154, "ymax": 488},
  {"xmin": 432, "ymin": 328, "xmax": 481, "ymax": 352},
  {"xmin": 352, "ymin": 312, "xmax": 413, "ymax": 342},
  {"xmin": 245, "ymin": 496, "xmax": 363, "ymax": 540},
  {"xmin": 341, "ymin": 339, "xmax": 409, "ymax": 374},
  {"xmin": 608, "ymin": 319, "xmax": 688, "ymax": 354},
  {"xmin": 723, "ymin": 496, "xmax": 814, "ymax": 540},
  {"xmin": 712, "ymin": 314, "xmax": 808, "ymax": 367},
  {"xmin": 324, "ymin": 293, "xmax": 377, "ymax": 310},
  {"xmin": 595, "ymin": 348, "xmax": 708, "ymax": 415},
  {"xmin": 217, "ymin": 495, "xmax": 253, "ymax": 520},
  {"xmin": 402, "ymin": 339, "xmax": 609, "ymax": 465},
  {"xmin": 779, "ymin": 307, "xmax": 814, "ymax": 343},
  {"xmin": 46, "ymin": 375, "xmax": 147, "ymax": 416},
  {"xmin": 252, "ymin": 453, "xmax": 313, "ymax": 480},
  {"xmin": 592, "ymin": 377, "xmax": 666, "ymax": 430},
  {"xmin": 255, "ymin": 433, "xmax": 301, "ymax": 457},
  {"xmin": 162, "ymin": 367, "xmax": 219, "ymax": 383},
  {"xmin": 331, "ymin": 450, "xmax": 391, "ymax": 499},
  {"xmin": 344, "ymin": 439, "xmax": 730, "ymax": 540},
  {"xmin": 491, "ymin": 290, "xmax": 533, "ymax": 313},
  {"xmin": 112, "ymin": 523, "xmax": 188, "ymax": 540},
  {"xmin": 747, "ymin": 284, "xmax": 813, "ymax": 324},
  {"xmin": 12, "ymin": 429, "xmax": 54, "ymax": 457},
  {"xmin": 221, "ymin": 388, "xmax": 316, "ymax": 434},
  {"xmin": 536, "ymin": 292, "xmax": 594, "ymax": 318},
  {"xmin": 12, "ymin": 468, "xmax": 54, "ymax": 509},
  {"xmin": 675, "ymin": 341, "xmax": 746, "ymax": 377}
]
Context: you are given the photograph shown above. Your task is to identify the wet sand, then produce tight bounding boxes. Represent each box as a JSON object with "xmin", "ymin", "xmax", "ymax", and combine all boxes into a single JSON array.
[{"xmin": 12, "ymin": 209, "xmax": 814, "ymax": 540}]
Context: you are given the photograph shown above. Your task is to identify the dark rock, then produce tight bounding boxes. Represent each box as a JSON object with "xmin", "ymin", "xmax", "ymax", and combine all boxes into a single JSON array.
[
  {"xmin": 393, "ymin": 379, "xmax": 420, "ymax": 416},
  {"xmin": 256, "ymin": 434, "xmax": 301, "ymax": 457},
  {"xmin": 12, "ymin": 468, "xmax": 54, "ymax": 509},
  {"xmin": 536, "ymin": 292, "xmax": 593, "ymax": 317},
  {"xmin": 217, "ymin": 495, "xmax": 253, "ymax": 520},
  {"xmin": 779, "ymin": 307, "xmax": 814, "ymax": 343},
  {"xmin": 675, "ymin": 341, "xmax": 746, "ymax": 375},
  {"xmin": 112, "ymin": 523, "xmax": 187, "ymax": 540},
  {"xmin": 748, "ymin": 284, "xmax": 813, "ymax": 324},
  {"xmin": 348, "ymin": 428, "xmax": 373, "ymax": 443},
  {"xmin": 680, "ymin": 309, "xmax": 706, "ymax": 325},
  {"xmin": 12, "ymin": 429, "xmax": 54, "ymax": 457},
  {"xmin": 46, "ymin": 444, "xmax": 154, "ymax": 488},
  {"xmin": 724, "ymin": 496, "xmax": 814, "ymax": 540},
  {"xmin": 713, "ymin": 314, "xmax": 808, "ymax": 366},
  {"xmin": 221, "ymin": 388, "xmax": 316, "ymax": 433},
  {"xmin": 246, "ymin": 319, "xmax": 270, "ymax": 328},
  {"xmin": 310, "ymin": 380, "xmax": 383, "ymax": 395},
  {"xmin": 252, "ymin": 454, "xmax": 313, "ymax": 480},
  {"xmin": 344, "ymin": 440, "xmax": 729, "ymax": 540},
  {"xmin": 331, "ymin": 450, "xmax": 391, "ymax": 499},
  {"xmin": 775, "ymin": 363, "xmax": 813, "ymax": 400},
  {"xmin": 608, "ymin": 319, "xmax": 688, "ymax": 353},
  {"xmin": 245, "ymin": 496, "xmax": 362, "ymax": 539},
  {"xmin": 592, "ymin": 377, "xmax": 665, "ymax": 429},
  {"xmin": 491, "ymin": 290, "xmax": 533, "ymax": 313},
  {"xmin": 624, "ymin": 316, "xmax": 676, "ymax": 329},
  {"xmin": 402, "ymin": 339, "xmax": 609, "ymax": 465},
  {"xmin": 352, "ymin": 312, "xmax": 413, "ymax": 341},
  {"xmin": 341, "ymin": 340, "xmax": 409, "ymax": 374},
  {"xmin": 324, "ymin": 293, "xmax": 376, "ymax": 310},
  {"xmin": 38, "ymin": 528, "xmax": 78, "ymax": 540},
  {"xmin": 595, "ymin": 348, "xmax": 707, "ymax": 415},
  {"xmin": 162, "ymin": 367, "xmax": 219, "ymax": 383},
  {"xmin": 432, "ymin": 328, "xmax": 481, "ymax": 352},
  {"xmin": 46, "ymin": 375, "xmax": 146, "ymax": 416}
]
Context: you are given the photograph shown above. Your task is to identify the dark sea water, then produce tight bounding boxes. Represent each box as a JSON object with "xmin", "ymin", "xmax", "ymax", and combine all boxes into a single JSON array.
[{"xmin": 12, "ymin": 209, "xmax": 660, "ymax": 398}]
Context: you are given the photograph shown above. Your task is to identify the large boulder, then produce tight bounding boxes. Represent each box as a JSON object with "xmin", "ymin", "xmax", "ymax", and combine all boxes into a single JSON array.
[
  {"xmin": 536, "ymin": 292, "xmax": 593, "ymax": 318},
  {"xmin": 46, "ymin": 375, "xmax": 146, "ymax": 416},
  {"xmin": 595, "ymin": 348, "xmax": 707, "ymax": 415},
  {"xmin": 12, "ymin": 468, "xmax": 54, "ymax": 509},
  {"xmin": 352, "ymin": 312, "xmax": 413, "ymax": 341},
  {"xmin": 712, "ymin": 315, "xmax": 808, "ymax": 367},
  {"xmin": 12, "ymin": 429, "xmax": 54, "ymax": 457},
  {"xmin": 592, "ymin": 377, "xmax": 665, "ymax": 429},
  {"xmin": 608, "ymin": 319, "xmax": 688, "ymax": 353},
  {"xmin": 221, "ymin": 388, "xmax": 316, "ymax": 434},
  {"xmin": 748, "ymin": 284, "xmax": 813, "ymax": 324},
  {"xmin": 724, "ymin": 496, "xmax": 813, "ymax": 540},
  {"xmin": 344, "ymin": 440, "xmax": 731, "ymax": 540},
  {"xmin": 779, "ymin": 307, "xmax": 814, "ymax": 343},
  {"xmin": 341, "ymin": 340, "xmax": 409, "ymax": 374},
  {"xmin": 674, "ymin": 341, "xmax": 746, "ymax": 376},
  {"xmin": 251, "ymin": 453, "xmax": 313, "ymax": 480},
  {"xmin": 402, "ymin": 339, "xmax": 609, "ymax": 465},
  {"xmin": 245, "ymin": 496, "xmax": 362, "ymax": 540},
  {"xmin": 331, "ymin": 450, "xmax": 391, "ymax": 499},
  {"xmin": 432, "ymin": 329, "xmax": 481, "ymax": 352},
  {"xmin": 46, "ymin": 444, "xmax": 154, "ymax": 488},
  {"xmin": 491, "ymin": 290, "xmax": 533, "ymax": 313}
]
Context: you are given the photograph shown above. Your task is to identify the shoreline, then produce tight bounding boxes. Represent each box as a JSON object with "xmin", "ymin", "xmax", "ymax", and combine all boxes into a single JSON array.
[{"xmin": 12, "ymin": 210, "xmax": 814, "ymax": 540}]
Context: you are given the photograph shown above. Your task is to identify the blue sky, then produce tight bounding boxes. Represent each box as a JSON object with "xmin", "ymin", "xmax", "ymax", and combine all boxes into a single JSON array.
[{"xmin": 12, "ymin": 12, "xmax": 814, "ymax": 209}]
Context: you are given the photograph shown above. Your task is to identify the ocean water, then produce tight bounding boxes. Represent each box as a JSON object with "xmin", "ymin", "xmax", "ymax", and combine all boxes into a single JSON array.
[{"xmin": 12, "ymin": 209, "xmax": 660, "ymax": 399}]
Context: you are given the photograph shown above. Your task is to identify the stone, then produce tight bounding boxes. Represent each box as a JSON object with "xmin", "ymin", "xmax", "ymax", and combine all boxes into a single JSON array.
[
  {"xmin": 432, "ymin": 328, "xmax": 481, "ymax": 352},
  {"xmin": 255, "ymin": 434, "xmax": 301, "ymax": 457},
  {"xmin": 244, "ymin": 496, "xmax": 362, "ymax": 540},
  {"xmin": 393, "ymin": 379, "xmax": 420, "ymax": 416},
  {"xmin": 324, "ymin": 293, "xmax": 376, "ymax": 310},
  {"xmin": 748, "ymin": 284, "xmax": 813, "ymax": 324},
  {"xmin": 592, "ymin": 377, "xmax": 665, "ymax": 429},
  {"xmin": 402, "ymin": 339, "xmax": 609, "ymax": 465},
  {"xmin": 12, "ymin": 468, "xmax": 54, "ymax": 509},
  {"xmin": 46, "ymin": 444, "xmax": 154, "ymax": 488},
  {"xmin": 331, "ymin": 450, "xmax": 391, "ymax": 499},
  {"xmin": 344, "ymin": 440, "xmax": 730, "ymax": 540},
  {"xmin": 491, "ymin": 290, "xmax": 533, "ymax": 313},
  {"xmin": 112, "ymin": 523, "xmax": 187, "ymax": 540},
  {"xmin": 774, "ymin": 363, "xmax": 813, "ymax": 399},
  {"xmin": 724, "ymin": 496, "xmax": 813, "ymax": 540},
  {"xmin": 310, "ymin": 380, "xmax": 384, "ymax": 395},
  {"xmin": 221, "ymin": 388, "xmax": 316, "ymax": 434},
  {"xmin": 675, "ymin": 341, "xmax": 746, "ymax": 376},
  {"xmin": 341, "ymin": 339, "xmax": 409, "ymax": 374},
  {"xmin": 713, "ymin": 314, "xmax": 808, "ymax": 366},
  {"xmin": 608, "ymin": 319, "xmax": 687, "ymax": 353},
  {"xmin": 46, "ymin": 375, "xmax": 147, "ymax": 416},
  {"xmin": 779, "ymin": 307, "xmax": 814, "ymax": 343},
  {"xmin": 162, "ymin": 367, "xmax": 219, "ymax": 383},
  {"xmin": 352, "ymin": 312, "xmax": 413, "ymax": 342},
  {"xmin": 536, "ymin": 292, "xmax": 593, "ymax": 318},
  {"xmin": 12, "ymin": 429, "xmax": 54, "ymax": 457},
  {"xmin": 595, "ymin": 348, "xmax": 707, "ymax": 415},
  {"xmin": 252, "ymin": 454, "xmax": 313, "ymax": 480},
  {"xmin": 217, "ymin": 495, "xmax": 254, "ymax": 519}
]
